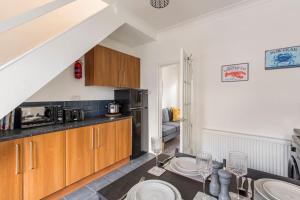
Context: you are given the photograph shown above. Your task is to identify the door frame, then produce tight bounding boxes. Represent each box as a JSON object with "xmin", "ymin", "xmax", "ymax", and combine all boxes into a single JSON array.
[{"xmin": 157, "ymin": 61, "xmax": 183, "ymax": 152}]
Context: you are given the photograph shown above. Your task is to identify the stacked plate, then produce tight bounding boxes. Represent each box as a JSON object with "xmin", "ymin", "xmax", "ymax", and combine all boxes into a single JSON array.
[
  {"xmin": 169, "ymin": 157, "xmax": 201, "ymax": 177},
  {"xmin": 126, "ymin": 180, "xmax": 182, "ymax": 200},
  {"xmin": 254, "ymin": 179, "xmax": 300, "ymax": 200}
]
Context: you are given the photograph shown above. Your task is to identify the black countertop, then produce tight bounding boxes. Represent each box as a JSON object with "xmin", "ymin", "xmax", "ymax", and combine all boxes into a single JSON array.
[{"xmin": 0, "ymin": 115, "xmax": 131, "ymax": 142}]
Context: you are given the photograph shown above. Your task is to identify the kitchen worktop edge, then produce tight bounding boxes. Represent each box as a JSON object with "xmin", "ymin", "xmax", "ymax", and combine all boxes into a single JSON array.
[{"xmin": 0, "ymin": 115, "xmax": 132, "ymax": 142}]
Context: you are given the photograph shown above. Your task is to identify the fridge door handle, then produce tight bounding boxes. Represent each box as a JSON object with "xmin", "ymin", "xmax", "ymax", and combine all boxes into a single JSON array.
[{"xmin": 129, "ymin": 107, "xmax": 142, "ymax": 110}]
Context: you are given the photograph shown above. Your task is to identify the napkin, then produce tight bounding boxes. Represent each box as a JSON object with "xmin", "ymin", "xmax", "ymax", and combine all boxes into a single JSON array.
[
  {"xmin": 148, "ymin": 166, "xmax": 166, "ymax": 176},
  {"xmin": 193, "ymin": 192, "xmax": 217, "ymax": 200},
  {"xmin": 164, "ymin": 158, "xmax": 204, "ymax": 182}
]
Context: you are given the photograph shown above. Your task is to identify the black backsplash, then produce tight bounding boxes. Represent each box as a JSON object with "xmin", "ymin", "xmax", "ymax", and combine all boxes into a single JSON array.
[{"xmin": 21, "ymin": 100, "xmax": 113, "ymax": 118}]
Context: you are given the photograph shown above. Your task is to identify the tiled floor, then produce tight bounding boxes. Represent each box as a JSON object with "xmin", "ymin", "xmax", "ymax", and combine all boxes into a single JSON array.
[{"xmin": 62, "ymin": 153, "xmax": 155, "ymax": 200}]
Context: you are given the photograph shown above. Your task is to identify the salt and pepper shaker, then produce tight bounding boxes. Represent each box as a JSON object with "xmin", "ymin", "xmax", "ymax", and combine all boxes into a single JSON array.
[
  {"xmin": 218, "ymin": 169, "xmax": 232, "ymax": 200},
  {"xmin": 222, "ymin": 159, "xmax": 226, "ymax": 169},
  {"xmin": 209, "ymin": 161, "xmax": 223, "ymax": 197}
]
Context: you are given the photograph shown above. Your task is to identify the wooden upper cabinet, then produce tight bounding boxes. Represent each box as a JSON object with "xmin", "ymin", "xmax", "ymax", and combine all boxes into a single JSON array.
[
  {"xmin": 94, "ymin": 122, "xmax": 116, "ymax": 172},
  {"xmin": 119, "ymin": 54, "xmax": 140, "ymax": 89},
  {"xmin": 23, "ymin": 131, "xmax": 65, "ymax": 200},
  {"xmin": 115, "ymin": 118, "xmax": 132, "ymax": 162},
  {"xmin": 128, "ymin": 56, "xmax": 140, "ymax": 88},
  {"xmin": 85, "ymin": 45, "xmax": 120, "ymax": 87},
  {"xmin": 85, "ymin": 45, "xmax": 140, "ymax": 88},
  {"xmin": 66, "ymin": 126, "xmax": 94, "ymax": 186},
  {"xmin": 0, "ymin": 139, "xmax": 23, "ymax": 200}
]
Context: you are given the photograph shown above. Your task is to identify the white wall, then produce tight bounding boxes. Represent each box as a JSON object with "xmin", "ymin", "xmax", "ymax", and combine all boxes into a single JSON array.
[
  {"xmin": 0, "ymin": 1, "xmax": 157, "ymax": 119},
  {"xmin": 161, "ymin": 64, "xmax": 179, "ymax": 108},
  {"xmin": 136, "ymin": 0, "xmax": 300, "ymax": 153},
  {"xmin": 28, "ymin": 38, "xmax": 137, "ymax": 102}
]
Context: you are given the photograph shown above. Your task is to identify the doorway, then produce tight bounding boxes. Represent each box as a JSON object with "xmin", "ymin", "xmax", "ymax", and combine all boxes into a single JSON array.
[
  {"xmin": 159, "ymin": 63, "xmax": 181, "ymax": 155},
  {"xmin": 158, "ymin": 49, "xmax": 193, "ymax": 156}
]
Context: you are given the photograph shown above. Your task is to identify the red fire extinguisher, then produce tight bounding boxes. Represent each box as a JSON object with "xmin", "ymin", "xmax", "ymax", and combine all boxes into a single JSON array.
[{"xmin": 74, "ymin": 60, "xmax": 82, "ymax": 79}]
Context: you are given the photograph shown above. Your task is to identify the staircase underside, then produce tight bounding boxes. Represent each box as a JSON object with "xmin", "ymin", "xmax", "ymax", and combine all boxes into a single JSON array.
[{"xmin": 0, "ymin": 0, "xmax": 156, "ymax": 119}]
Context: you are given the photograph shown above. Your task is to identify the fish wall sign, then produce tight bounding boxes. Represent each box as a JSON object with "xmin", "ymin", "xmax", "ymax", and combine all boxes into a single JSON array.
[
  {"xmin": 265, "ymin": 45, "xmax": 300, "ymax": 70},
  {"xmin": 221, "ymin": 63, "xmax": 249, "ymax": 82}
]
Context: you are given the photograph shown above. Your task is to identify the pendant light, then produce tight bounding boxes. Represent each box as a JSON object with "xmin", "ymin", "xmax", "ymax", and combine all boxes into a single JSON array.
[{"xmin": 150, "ymin": 0, "xmax": 169, "ymax": 9}]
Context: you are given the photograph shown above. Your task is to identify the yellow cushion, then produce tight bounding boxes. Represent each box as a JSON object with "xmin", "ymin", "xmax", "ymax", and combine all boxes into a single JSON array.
[{"xmin": 172, "ymin": 107, "xmax": 180, "ymax": 122}]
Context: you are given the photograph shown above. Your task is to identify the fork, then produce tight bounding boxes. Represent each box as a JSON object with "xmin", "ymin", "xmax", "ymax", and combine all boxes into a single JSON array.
[{"xmin": 118, "ymin": 176, "xmax": 146, "ymax": 200}]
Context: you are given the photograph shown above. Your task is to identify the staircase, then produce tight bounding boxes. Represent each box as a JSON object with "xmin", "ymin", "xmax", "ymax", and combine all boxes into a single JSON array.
[{"xmin": 0, "ymin": 0, "xmax": 156, "ymax": 119}]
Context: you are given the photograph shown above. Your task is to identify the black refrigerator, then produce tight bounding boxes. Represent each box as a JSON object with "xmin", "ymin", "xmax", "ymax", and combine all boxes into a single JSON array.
[{"xmin": 114, "ymin": 89, "xmax": 148, "ymax": 159}]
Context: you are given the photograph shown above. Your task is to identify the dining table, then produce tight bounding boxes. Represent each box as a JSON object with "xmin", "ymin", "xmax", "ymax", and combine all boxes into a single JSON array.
[{"xmin": 98, "ymin": 153, "xmax": 300, "ymax": 200}]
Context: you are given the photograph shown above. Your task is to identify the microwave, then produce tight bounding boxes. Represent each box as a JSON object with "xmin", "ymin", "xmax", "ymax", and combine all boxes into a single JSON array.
[{"xmin": 15, "ymin": 105, "xmax": 63, "ymax": 129}]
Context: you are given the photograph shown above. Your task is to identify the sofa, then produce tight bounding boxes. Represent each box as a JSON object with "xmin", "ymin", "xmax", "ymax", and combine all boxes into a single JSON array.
[{"xmin": 162, "ymin": 108, "xmax": 180, "ymax": 143}]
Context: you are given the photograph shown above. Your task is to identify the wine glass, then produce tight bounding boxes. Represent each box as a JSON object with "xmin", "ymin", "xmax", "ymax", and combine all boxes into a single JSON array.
[
  {"xmin": 151, "ymin": 137, "xmax": 162, "ymax": 167},
  {"xmin": 227, "ymin": 152, "xmax": 248, "ymax": 200},
  {"xmin": 196, "ymin": 152, "xmax": 213, "ymax": 194}
]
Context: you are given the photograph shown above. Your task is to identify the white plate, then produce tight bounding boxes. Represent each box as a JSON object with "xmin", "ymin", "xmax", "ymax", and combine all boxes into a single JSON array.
[
  {"xmin": 262, "ymin": 179, "xmax": 300, "ymax": 200},
  {"xmin": 127, "ymin": 180, "xmax": 182, "ymax": 200},
  {"xmin": 174, "ymin": 157, "xmax": 198, "ymax": 173},
  {"xmin": 169, "ymin": 159, "xmax": 201, "ymax": 177},
  {"xmin": 254, "ymin": 179, "xmax": 273, "ymax": 200}
]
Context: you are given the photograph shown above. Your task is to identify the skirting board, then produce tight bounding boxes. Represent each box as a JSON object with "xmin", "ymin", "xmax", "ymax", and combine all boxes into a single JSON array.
[{"xmin": 201, "ymin": 128, "xmax": 291, "ymax": 177}]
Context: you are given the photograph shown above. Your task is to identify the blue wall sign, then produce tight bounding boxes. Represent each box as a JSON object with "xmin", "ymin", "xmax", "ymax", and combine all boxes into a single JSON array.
[{"xmin": 265, "ymin": 46, "xmax": 300, "ymax": 70}]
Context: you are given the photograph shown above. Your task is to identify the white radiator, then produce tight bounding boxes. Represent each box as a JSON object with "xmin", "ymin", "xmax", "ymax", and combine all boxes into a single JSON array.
[{"xmin": 201, "ymin": 129, "xmax": 291, "ymax": 177}]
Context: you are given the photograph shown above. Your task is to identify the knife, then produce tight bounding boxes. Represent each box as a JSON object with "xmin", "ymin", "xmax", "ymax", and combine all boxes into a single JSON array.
[{"xmin": 247, "ymin": 177, "xmax": 253, "ymax": 199}]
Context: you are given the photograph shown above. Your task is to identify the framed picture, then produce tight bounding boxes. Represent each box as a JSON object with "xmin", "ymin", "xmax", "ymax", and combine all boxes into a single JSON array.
[
  {"xmin": 221, "ymin": 63, "xmax": 249, "ymax": 82},
  {"xmin": 265, "ymin": 45, "xmax": 300, "ymax": 70}
]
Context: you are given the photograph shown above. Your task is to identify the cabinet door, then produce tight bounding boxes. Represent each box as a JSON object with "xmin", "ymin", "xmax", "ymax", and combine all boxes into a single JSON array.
[
  {"xmin": 119, "ymin": 53, "xmax": 129, "ymax": 87},
  {"xmin": 87, "ymin": 46, "xmax": 120, "ymax": 87},
  {"xmin": 66, "ymin": 126, "xmax": 94, "ymax": 185},
  {"xmin": 128, "ymin": 56, "xmax": 140, "ymax": 88},
  {"xmin": 119, "ymin": 54, "xmax": 140, "ymax": 88},
  {"xmin": 0, "ymin": 139, "xmax": 23, "ymax": 200},
  {"xmin": 116, "ymin": 118, "xmax": 132, "ymax": 161},
  {"xmin": 94, "ymin": 122, "xmax": 116, "ymax": 171},
  {"xmin": 23, "ymin": 131, "xmax": 65, "ymax": 200}
]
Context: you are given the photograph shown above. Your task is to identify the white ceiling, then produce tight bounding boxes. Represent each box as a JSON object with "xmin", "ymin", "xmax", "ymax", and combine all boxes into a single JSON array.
[
  {"xmin": 109, "ymin": 24, "xmax": 155, "ymax": 47},
  {"xmin": 117, "ymin": 0, "xmax": 246, "ymax": 30}
]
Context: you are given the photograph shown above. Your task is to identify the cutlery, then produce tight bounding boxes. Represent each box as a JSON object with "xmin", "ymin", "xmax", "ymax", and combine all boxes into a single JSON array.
[
  {"xmin": 247, "ymin": 177, "xmax": 253, "ymax": 199},
  {"xmin": 162, "ymin": 156, "xmax": 174, "ymax": 168},
  {"xmin": 118, "ymin": 176, "xmax": 145, "ymax": 200},
  {"xmin": 239, "ymin": 177, "xmax": 246, "ymax": 191}
]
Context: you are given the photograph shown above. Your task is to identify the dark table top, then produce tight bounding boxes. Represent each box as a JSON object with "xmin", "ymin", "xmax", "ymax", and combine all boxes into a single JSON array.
[
  {"xmin": 99, "ymin": 154, "xmax": 300, "ymax": 200},
  {"xmin": 0, "ymin": 115, "xmax": 131, "ymax": 142}
]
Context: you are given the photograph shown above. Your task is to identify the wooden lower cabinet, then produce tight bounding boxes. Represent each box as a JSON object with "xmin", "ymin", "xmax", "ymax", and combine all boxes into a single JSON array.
[
  {"xmin": 23, "ymin": 131, "xmax": 65, "ymax": 200},
  {"xmin": 0, "ymin": 118, "xmax": 132, "ymax": 199},
  {"xmin": 66, "ymin": 126, "xmax": 94, "ymax": 186},
  {"xmin": 116, "ymin": 119, "xmax": 132, "ymax": 162},
  {"xmin": 0, "ymin": 139, "xmax": 23, "ymax": 200},
  {"xmin": 94, "ymin": 122, "xmax": 116, "ymax": 171}
]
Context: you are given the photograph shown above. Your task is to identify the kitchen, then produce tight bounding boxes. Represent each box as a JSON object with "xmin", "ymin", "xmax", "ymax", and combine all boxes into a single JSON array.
[
  {"xmin": 1, "ymin": 0, "xmax": 300, "ymax": 200},
  {"xmin": 0, "ymin": 43, "xmax": 148, "ymax": 199}
]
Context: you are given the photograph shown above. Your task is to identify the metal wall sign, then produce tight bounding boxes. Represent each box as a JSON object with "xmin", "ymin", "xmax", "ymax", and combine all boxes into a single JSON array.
[
  {"xmin": 265, "ymin": 45, "xmax": 300, "ymax": 70},
  {"xmin": 221, "ymin": 63, "xmax": 249, "ymax": 82}
]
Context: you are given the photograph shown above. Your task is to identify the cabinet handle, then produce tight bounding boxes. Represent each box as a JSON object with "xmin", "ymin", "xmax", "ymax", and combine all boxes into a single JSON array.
[
  {"xmin": 16, "ymin": 144, "xmax": 20, "ymax": 174},
  {"xmin": 123, "ymin": 70, "xmax": 125, "ymax": 85},
  {"xmin": 95, "ymin": 128, "xmax": 98, "ymax": 149},
  {"xmin": 29, "ymin": 141, "xmax": 33, "ymax": 170},
  {"xmin": 98, "ymin": 128, "xmax": 101, "ymax": 148},
  {"xmin": 92, "ymin": 128, "xmax": 94, "ymax": 149}
]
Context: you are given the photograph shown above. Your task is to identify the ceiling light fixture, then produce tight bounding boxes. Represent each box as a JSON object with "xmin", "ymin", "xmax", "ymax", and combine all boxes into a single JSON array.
[{"xmin": 150, "ymin": 0, "xmax": 169, "ymax": 9}]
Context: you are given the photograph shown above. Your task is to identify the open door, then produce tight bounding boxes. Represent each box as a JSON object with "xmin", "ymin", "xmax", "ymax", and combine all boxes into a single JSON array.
[{"xmin": 179, "ymin": 49, "xmax": 193, "ymax": 154}]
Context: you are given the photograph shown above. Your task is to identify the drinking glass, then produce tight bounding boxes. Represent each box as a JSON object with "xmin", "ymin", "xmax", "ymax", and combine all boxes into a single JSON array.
[
  {"xmin": 196, "ymin": 152, "xmax": 213, "ymax": 194},
  {"xmin": 151, "ymin": 137, "xmax": 162, "ymax": 166},
  {"xmin": 227, "ymin": 152, "xmax": 248, "ymax": 200}
]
